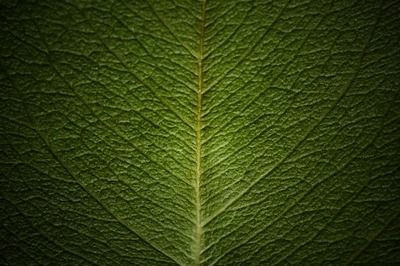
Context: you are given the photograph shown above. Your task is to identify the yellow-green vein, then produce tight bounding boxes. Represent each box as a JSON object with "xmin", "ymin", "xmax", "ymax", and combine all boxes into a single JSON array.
[{"xmin": 192, "ymin": 0, "xmax": 207, "ymax": 265}]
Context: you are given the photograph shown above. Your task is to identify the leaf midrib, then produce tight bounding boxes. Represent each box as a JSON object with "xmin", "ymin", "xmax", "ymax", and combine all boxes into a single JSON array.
[{"xmin": 192, "ymin": 0, "xmax": 207, "ymax": 265}]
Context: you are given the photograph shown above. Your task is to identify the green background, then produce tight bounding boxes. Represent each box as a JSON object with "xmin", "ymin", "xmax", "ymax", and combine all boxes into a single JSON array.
[{"xmin": 1, "ymin": 0, "xmax": 399, "ymax": 265}]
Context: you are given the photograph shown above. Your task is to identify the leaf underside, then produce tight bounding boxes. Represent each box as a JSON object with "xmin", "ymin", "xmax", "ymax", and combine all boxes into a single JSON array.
[{"xmin": 1, "ymin": 0, "xmax": 400, "ymax": 265}]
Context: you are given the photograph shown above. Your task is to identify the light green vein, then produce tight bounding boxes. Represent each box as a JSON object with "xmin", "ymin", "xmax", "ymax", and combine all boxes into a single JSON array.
[{"xmin": 192, "ymin": 0, "xmax": 207, "ymax": 265}]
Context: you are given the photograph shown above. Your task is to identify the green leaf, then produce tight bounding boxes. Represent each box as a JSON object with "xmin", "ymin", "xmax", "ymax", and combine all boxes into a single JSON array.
[{"xmin": 1, "ymin": 0, "xmax": 399, "ymax": 265}]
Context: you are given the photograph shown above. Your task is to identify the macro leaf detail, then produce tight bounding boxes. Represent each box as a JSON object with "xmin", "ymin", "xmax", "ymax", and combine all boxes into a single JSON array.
[{"xmin": 1, "ymin": 0, "xmax": 400, "ymax": 265}]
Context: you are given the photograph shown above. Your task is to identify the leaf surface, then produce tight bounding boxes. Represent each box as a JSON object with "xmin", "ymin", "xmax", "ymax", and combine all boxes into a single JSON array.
[{"xmin": 1, "ymin": 0, "xmax": 400, "ymax": 265}]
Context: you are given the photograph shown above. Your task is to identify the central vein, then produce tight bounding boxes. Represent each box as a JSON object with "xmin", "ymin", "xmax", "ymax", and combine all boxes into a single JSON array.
[{"xmin": 193, "ymin": 0, "xmax": 206, "ymax": 265}]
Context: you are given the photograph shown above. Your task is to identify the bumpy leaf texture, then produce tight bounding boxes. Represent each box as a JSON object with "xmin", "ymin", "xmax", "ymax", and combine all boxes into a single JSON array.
[{"xmin": 1, "ymin": 0, "xmax": 400, "ymax": 265}]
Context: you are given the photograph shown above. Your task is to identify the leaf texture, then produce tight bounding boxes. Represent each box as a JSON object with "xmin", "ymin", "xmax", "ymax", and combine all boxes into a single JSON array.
[{"xmin": 1, "ymin": 0, "xmax": 400, "ymax": 265}]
